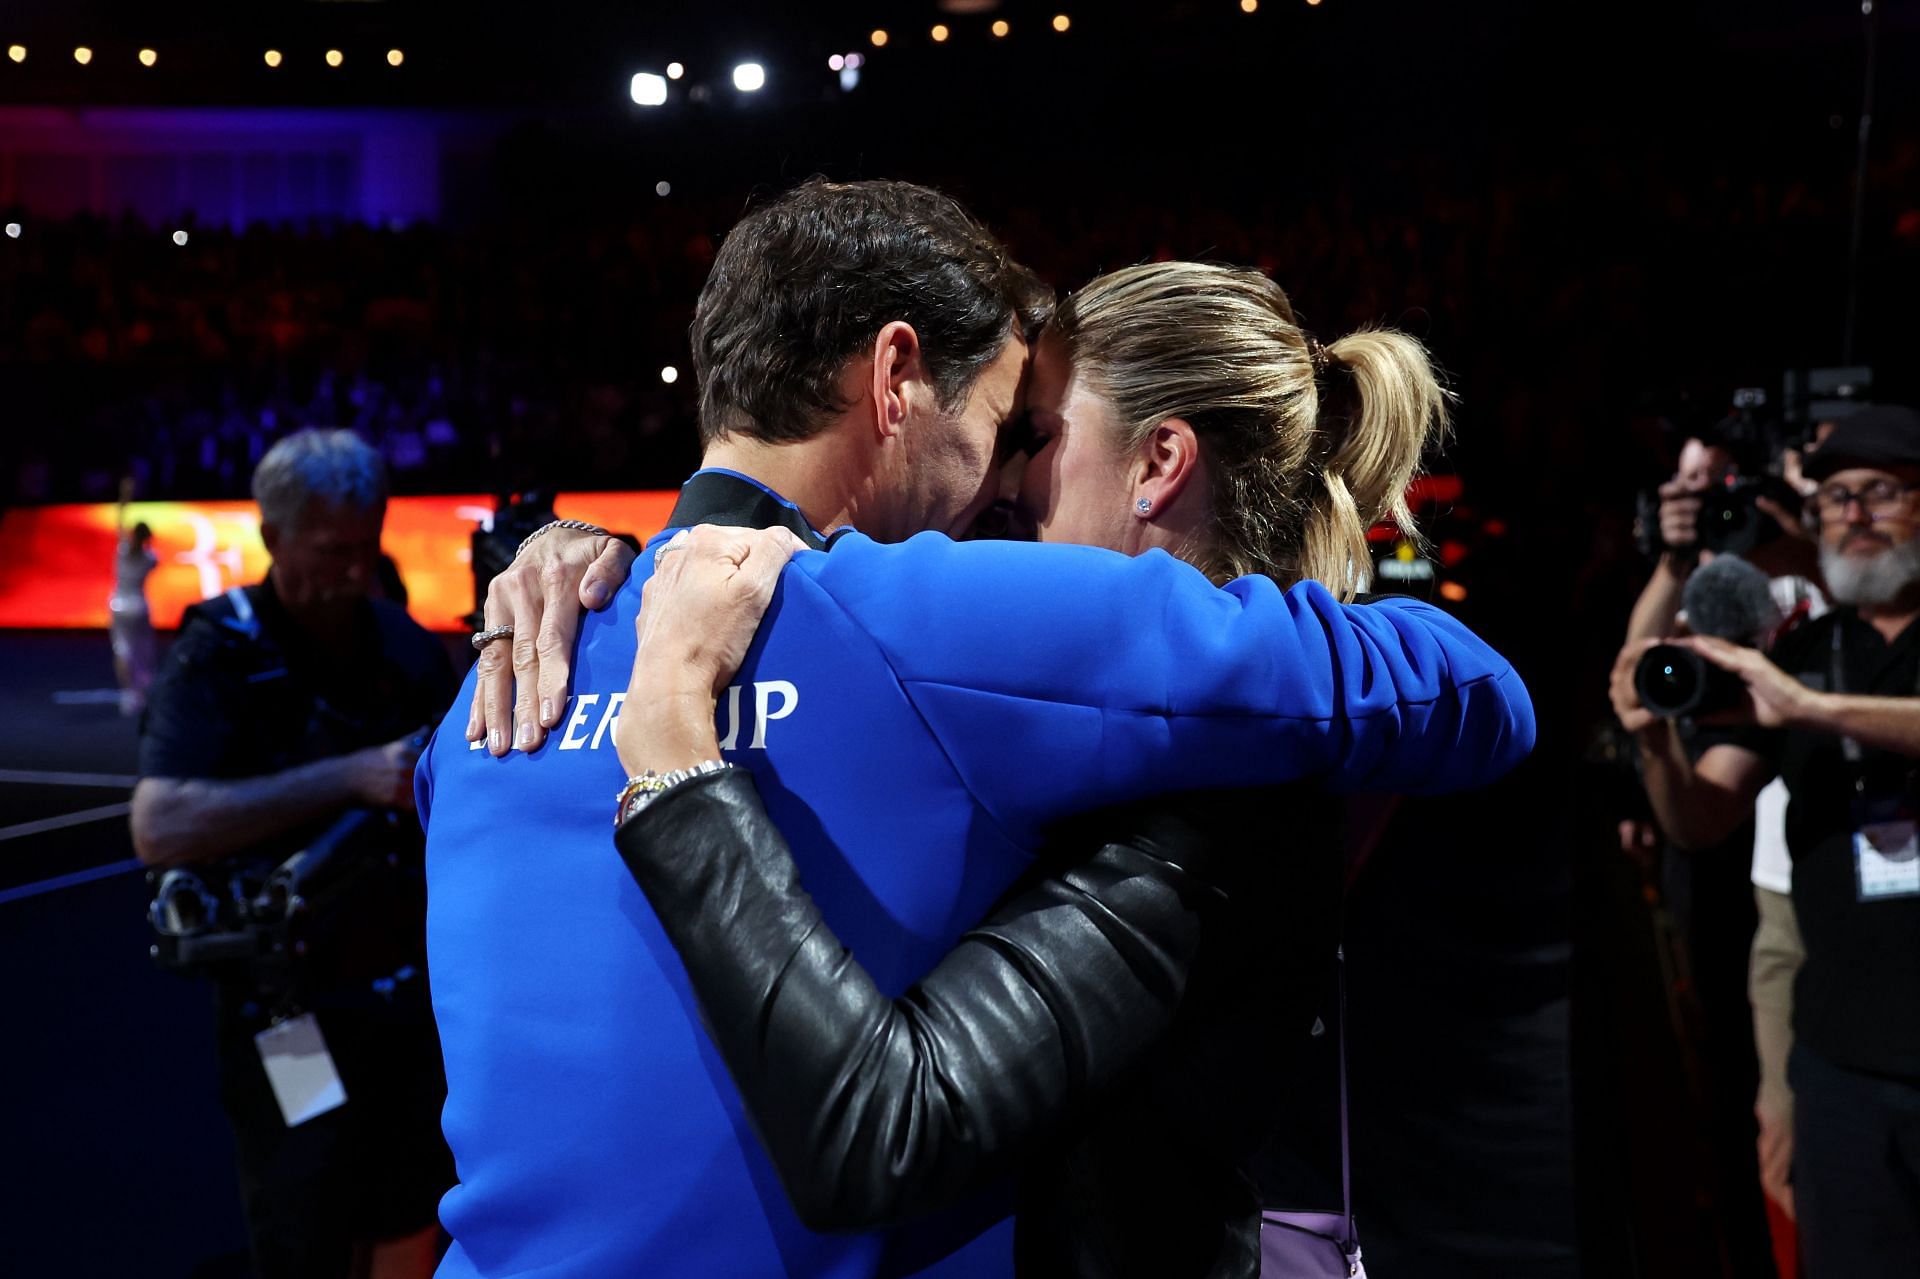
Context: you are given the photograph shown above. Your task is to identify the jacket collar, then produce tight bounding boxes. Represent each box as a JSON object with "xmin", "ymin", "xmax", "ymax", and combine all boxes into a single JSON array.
[{"xmin": 659, "ymin": 469, "xmax": 837, "ymax": 551}]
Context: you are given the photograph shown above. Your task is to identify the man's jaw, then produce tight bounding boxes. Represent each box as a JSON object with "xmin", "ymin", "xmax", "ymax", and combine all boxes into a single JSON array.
[{"xmin": 1821, "ymin": 535, "xmax": 1920, "ymax": 608}]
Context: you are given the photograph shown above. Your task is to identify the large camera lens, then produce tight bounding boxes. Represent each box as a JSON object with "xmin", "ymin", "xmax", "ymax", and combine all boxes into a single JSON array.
[{"xmin": 1633, "ymin": 643, "xmax": 1744, "ymax": 719}]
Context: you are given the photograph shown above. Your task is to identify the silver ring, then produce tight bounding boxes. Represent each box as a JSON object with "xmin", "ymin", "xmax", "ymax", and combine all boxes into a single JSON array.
[
  {"xmin": 652, "ymin": 535, "xmax": 687, "ymax": 568},
  {"xmin": 471, "ymin": 623, "xmax": 515, "ymax": 650}
]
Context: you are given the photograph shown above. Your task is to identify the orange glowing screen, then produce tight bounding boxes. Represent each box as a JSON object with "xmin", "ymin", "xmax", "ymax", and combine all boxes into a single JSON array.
[{"xmin": 0, "ymin": 493, "xmax": 681, "ymax": 632}]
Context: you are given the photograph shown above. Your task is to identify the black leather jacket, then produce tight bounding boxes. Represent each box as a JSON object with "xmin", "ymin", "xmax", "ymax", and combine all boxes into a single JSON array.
[{"xmin": 616, "ymin": 769, "xmax": 1341, "ymax": 1278}]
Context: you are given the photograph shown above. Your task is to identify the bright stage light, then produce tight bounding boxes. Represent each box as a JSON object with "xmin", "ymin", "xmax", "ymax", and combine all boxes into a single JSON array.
[
  {"xmin": 7, "ymin": 46, "xmax": 25, "ymax": 64},
  {"xmin": 655, "ymin": 181, "xmax": 671, "ymax": 196},
  {"xmin": 991, "ymin": 20, "xmax": 1010, "ymax": 37},
  {"xmin": 172, "ymin": 230, "xmax": 189, "ymax": 246},
  {"xmin": 264, "ymin": 49, "xmax": 283, "ymax": 68},
  {"xmin": 387, "ymin": 49, "xmax": 404, "ymax": 67},
  {"xmin": 871, "ymin": 30, "xmax": 889, "ymax": 48},
  {"xmin": 1053, "ymin": 14, "xmax": 1071, "ymax": 32},
  {"xmin": 932, "ymin": 24, "xmax": 950, "ymax": 42},
  {"xmin": 325, "ymin": 49, "xmax": 343, "ymax": 68},
  {"xmin": 846, "ymin": 52, "xmax": 865, "ymax": 68},
  {"xmin": 829, "ymin": 54, "xmax": 845, "ymax": 70},
  {"xmin": 666, "ymin": 62, "xmax": 684, "ymax": 79},
  {"xmin": 732, "ymin": 62, "xmax": 765, "ymax": 92},
  {"xmin": 660, "ymin": 366, "xmax": 679, "ymax": 385},
  {"xmin": 630, "ymin": 72, "xmax": 668, "ymax": 106},
  {"xmin": 138, "ymin": 48, "xmax": 157, "ymax": 68},
  {"xmin": 4, "ymin": 223, "xmax": 20, "ymax": 239},
  {"xmin": 73, "ymin": 47, "xmax": 92, "ymax": 66},
  {"xmin": 1241, "ymin": 0, "xmax": 1259, "ymax": 11}
]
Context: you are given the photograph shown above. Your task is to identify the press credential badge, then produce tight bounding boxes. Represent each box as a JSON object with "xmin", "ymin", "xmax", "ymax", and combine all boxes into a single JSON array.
[
  {"xmin": 1855, "ymin": 820, "xmax": 1920, "ymax": 901},
  {"xmin": 255, "ymin": 1013, "xmax": 348, "ymax": 1126}
]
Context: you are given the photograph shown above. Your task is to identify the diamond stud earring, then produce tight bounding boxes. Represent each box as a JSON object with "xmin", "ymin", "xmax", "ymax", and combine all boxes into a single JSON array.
[{"xmin": 1136, "ymin": 498, "xmax": 1153, "ymax": 515}]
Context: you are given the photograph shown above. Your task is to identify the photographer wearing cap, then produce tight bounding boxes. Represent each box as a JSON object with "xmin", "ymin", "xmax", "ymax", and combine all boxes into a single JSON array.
[
  {"xmin": 1610, "ymin": 405, "xmax": 1920, "ymax": 1278},
  {"xmin": 130, "ymin": 429, "xmax": 457, "ymax": 1279}
]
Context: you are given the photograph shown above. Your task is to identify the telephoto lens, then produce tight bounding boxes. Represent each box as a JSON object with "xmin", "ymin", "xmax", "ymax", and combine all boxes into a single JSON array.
[{"xmin": 1633, "ymin": 643, "xmax": 1746, "ymax": 719}]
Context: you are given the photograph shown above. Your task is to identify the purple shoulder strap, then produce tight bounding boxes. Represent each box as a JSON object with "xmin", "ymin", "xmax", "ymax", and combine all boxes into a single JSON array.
[{"xmin": 1257, "ymin": 946, "xmax": 1363, "ymax": 1277}]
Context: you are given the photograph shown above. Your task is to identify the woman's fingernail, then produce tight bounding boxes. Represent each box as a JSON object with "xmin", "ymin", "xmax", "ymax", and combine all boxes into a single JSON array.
[
  {"xmin": 541, "ymin": 699, "xmax": 554, "ymax": 725},
  {"xmin": 518, "ymin": 722, "xmax": 536, "ymax": 749},
  {"xmin": 489, "ymin": 728, "xmax": 505, "ymax": 754},
  {"xmin": 584, "ymin": 582, "xmax": 610, "ymax": 609}
]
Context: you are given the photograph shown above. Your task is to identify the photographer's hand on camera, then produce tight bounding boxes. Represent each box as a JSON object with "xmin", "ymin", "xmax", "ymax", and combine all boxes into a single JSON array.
[
  {"xmin": 1609, "ymin": 637, "xmax": 1667, "ymax": 736},
  {"xmin": 1656, "ymin": 476, "xmax": 1710, "ymax": 573},
  {"xmin": 1682, "ymin": 635, "xmax": 1818, "ymax": 729},
  {"xmin": 1608, "ymin": 631, "xmax": 1773, "ymax": 850},
  {"xmin": 1626, "ymin": 478, "xmax": 1716, "ymax": 644},
  {"xmin": 470, "ymin": 524, "xmax": 637, "ymax": 758},
  {"xmin": 349, "ymin": 733, "xmax": 428, "ymax": 812}
]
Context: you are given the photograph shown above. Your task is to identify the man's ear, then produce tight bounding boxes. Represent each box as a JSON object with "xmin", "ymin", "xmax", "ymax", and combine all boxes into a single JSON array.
[
  {"xmin": 1130, "ymin": 418, "xmax": 1204, "ymax": 519},
  {"xmin": 867, "ymin": 321, "xmax": 926, "ymax": 441},
  {"xmin": 260, "ymin": 521, "xmax": 281, "ymax": 558}
]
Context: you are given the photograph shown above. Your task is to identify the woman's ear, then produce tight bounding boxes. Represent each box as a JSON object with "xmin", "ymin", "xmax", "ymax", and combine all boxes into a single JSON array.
[
  {"xmin": 1130, "ymin": 418, "xmax": 1202, "ymax": 520},
  {"xmin": 867, "ymin": 321, "xmax": 924, "ymax": 440}
]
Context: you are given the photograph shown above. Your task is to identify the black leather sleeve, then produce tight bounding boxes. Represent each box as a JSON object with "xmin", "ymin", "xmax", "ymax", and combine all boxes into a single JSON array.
[{"xmin": 614, "ymin": 768, "xmax": 1228, "ymax": 1232}]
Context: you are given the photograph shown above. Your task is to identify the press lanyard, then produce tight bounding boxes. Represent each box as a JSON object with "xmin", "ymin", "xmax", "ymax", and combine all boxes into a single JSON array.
[
  {"xmin": 1829, "ymin": 618, "xmax": 1920, "ymax": 774},
  {"xmin": 1831, "ymin": 626, "xmax": 1865, "ymax": 767}
]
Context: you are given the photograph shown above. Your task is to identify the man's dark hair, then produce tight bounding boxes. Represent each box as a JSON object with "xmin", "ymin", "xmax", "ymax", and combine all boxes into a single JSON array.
[{"xmin": 692, "ymin": 178, "xmax": 1052, "ymax": 445}]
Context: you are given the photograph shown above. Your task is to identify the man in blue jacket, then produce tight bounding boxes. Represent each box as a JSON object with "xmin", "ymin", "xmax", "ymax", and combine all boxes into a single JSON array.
[{"xmin": 416, "ymin": 178, "xmax": 1535, "ymax": 1278}]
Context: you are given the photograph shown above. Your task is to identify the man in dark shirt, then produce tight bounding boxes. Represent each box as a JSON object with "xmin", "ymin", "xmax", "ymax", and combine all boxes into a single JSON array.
[
  {"xmin": 1610, "ymin": 405, "xmax": 1920, "ymax": 1278},
  {"xmin": 131, "ymin": 429, "xmax": 457, "ymax": 1279}
]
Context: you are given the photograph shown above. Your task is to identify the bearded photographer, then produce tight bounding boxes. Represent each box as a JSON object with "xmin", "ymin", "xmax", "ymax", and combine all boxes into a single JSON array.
[
  {"xmin": 1610, "ymin": 405, "xmax": 1920, "ymax": 1278},
  {"xmin": 130, "ymin": 430, "xmax": 456, "ymax": 1279}
]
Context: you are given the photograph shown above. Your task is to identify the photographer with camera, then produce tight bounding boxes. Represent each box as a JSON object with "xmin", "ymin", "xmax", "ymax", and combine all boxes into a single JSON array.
[
  {"xmin": 130, "ymin": 430, "xmax": 457, "ymax": 1279},
  {"xmin": 1611, "ymin": 405, "xmax": 1920, "ymax": 1278},
  {"xmin": 1623, "ymin": 419, "xmax": 1826, "ymax": 1272}
]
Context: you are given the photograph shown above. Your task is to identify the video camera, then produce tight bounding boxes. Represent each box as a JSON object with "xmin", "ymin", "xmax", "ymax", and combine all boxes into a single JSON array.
[
  {"xmin": 148, "ymin": 806, "xmax": 424, "ymax": 1002},
  {"xmin": 148, "ymin": 720, "xmax": 432, "ymax": 1005}
]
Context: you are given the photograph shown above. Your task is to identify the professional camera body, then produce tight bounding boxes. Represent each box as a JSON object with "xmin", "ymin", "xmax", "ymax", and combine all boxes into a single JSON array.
[{"xmin": 1633, "ymin": 387, "xmax": 1806, "ymax": 559}]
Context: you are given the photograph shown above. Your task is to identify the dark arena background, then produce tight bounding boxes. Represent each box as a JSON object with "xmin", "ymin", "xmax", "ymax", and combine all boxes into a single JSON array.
[{"xmin": 3, "ymin": 1, "xmax": 1918, "ymax": 1276}]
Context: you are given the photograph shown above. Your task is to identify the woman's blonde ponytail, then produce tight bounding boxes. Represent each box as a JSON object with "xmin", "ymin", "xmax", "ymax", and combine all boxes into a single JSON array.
[
  {"xmin": 1296, "ymin": 329, "xmax": 1451, "ymax": 597},
  {"xmin": 1051, "ymin": 263, "xmax": 1448, "ymax": 600}
]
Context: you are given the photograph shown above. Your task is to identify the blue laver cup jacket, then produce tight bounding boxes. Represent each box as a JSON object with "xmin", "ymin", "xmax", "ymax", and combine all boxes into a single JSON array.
[{"xmin": 416, "ymin": 470, "xmax": 1536, "ymax": 1278}]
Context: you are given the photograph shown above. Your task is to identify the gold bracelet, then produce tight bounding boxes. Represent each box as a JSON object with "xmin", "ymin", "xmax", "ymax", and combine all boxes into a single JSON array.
[{"xmin": 614, "ymin": 760, "xmax": 731, "ymax": 828}]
